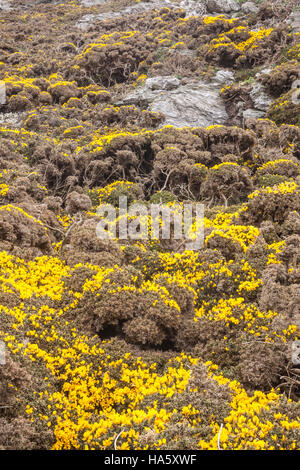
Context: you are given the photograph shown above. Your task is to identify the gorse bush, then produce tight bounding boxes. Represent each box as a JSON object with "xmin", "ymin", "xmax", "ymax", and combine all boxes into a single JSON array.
[{"xmin": 0, "ymin": 0, "xmax": 299, "ymax": 450}]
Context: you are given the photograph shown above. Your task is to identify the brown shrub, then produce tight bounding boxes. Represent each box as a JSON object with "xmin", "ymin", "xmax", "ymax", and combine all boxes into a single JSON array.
[
  {"xmin": 259, "ymin": 221, "xmax": 279, "ymax": 244},
  {"xmin": 267, "ymin": 89, "xmax": 300, "ymax": 127},
  {"xmin": 200, "ymin": 163, "xmax": 253, "ymax": 205},
  {"xmin": 61, "ymin": 218, "xmax": 124, "ymax": 267},
  {"xmin": 202, "ymin": 23, "xmax": 290, "ymax": 69},
  {"xmin": 278, "ymin": 234, "xmax": 300, "ymax": 267},
  {"xmin": 0, "ymin": 353, "xmax": 31, "ymax": 414},
  {"xmin": 281, "ymin": 211, "xmax": 300, "ymax": 236},
  {"xmin": 279, "ymin": 124, "xmax": 300, "ymax": 160},
  {"xmin": 0, "ymin": 417, "xmax": 52, "ymax": 450},
  {"xmin": 30, "ymin": 143, "xmax": 76, "ymax": 191},
  {"xmin": 81, "ymin": 126, "xmax": 256, "ymax": 199},
  {"xmin": 258, "ymin": 264, "xmax": 300, "ymax": 319},
  {"xmin": 238, "ymin": 340, "xmax": 288, "ymax": 390},
  {"xmin": 73, "ymin": 265, "xmax": 182, "ymax": 347},
  {"xmin": 43, "ymin": 196, "xmax": 63, "ymax": 214},
  {"xmin": 259, "ymin": 63, "xmax": 300, "ymax": 98},
  {"xmin": 65, "ymin": 190, "xmax": 92, "ymax": 215},
  {"xmin": 205, "ymin": 232, "xmax": 244, "ymax": 260},
  {"xmin": 0, "ymin": 204, "xmax": 54, "ymax": 255},
  {"xmin": 8, "ymin": 94, "xmax": 32, "ymax": 111},
  {"xmin": 76, "ymin": 31, "xmax": 157, "ymax": 87},
  {"xmin": 48, "ymin": 82, "xmax": 81, "ymax": 104},
  {"xmin": 240, "ymin": 187, "xmax": 300, "ymax": 226}
]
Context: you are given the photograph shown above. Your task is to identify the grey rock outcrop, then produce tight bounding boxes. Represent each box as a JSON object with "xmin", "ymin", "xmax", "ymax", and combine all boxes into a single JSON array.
[
  {"xmin": 241, "ymin": 71, "xmax": 273, "ymax": 121},
  {"xmin": 241, "ymin": 2, "xmax": 259, "ymax": 14},
  {"xmin": 0, "ymin": 340, "xmax": 5, "ymax": 365},
  {"xmin": 0, "ymin": 81, "xmax": 6, "ymax": 105},
  {"xmin": 150, "ymin": 83, "xmax": 228, "ymax": 127},
  {"xmin": 81, "ymin": 0, "xmax": 107, "ymax": 5},
  {"xmin": 0, "ymin": 0, "xmax": 11, "ymax": 10},
  {"xmin": 145, "ymin": 76, "xmax": 181, "ymax": 91},
  {"xmin": 119, "ymin": 76, "xmax": 228, "ymax": 128},
  {"xmin": 214, "ymin": 70, "xmax": 235, "ymax": 85},
  {"xmin": 180, "ymin": 0, "xmax": 207, "ymax": 16},
  {"xmin": 243, "ymin": 108, "xmax": 264, "ymax": 121},
  {"xmin": 77, "ymin": 0, "xmax": 207, "ymax": 30},
  {"xmin": 250, "ymin": 83, "xmax": 272, "ymax": 112},
  {"xmin": 77, "ymin": 0, "xmax": 173, "ymax": 29},
  {"xmin": 292, "ymin": 340, "xmax": 300, "ymax": 366},
  {"xmin": 0, "ymin": 112, "xmax": 23, "ymax": 128},
  {"xmin": 287, "ymin": 10, "xmax": 300, "ymax": 33},
  {"xmin": 206, "ymin": 0, "xmax": 240, "ymax": 14}
]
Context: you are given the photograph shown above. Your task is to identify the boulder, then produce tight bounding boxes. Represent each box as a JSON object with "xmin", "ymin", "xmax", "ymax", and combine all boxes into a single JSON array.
[
  {"xmin": 292, "ymin": 340, "xmax": 300, "ymax": 366},
  {"xmin": 145, "ymin": 76, "xmax": 180, "ymax": 91},
  {"xmin": 150, "ymin": 82, "xmax": 228, "ymax": 127},
  {"xmin": 180, "ymin": 0, "xmax": 207, "ymax": 17},
  {"xmin": 0, "ymin": 1, "xmax": 11, "ymax": 10},
  {"xmin": 287, "ymin": 10, "xmax": 300, "ymax": 33},
  {"xmin": 81, "ymin": 0, "xmax": 107, "ymax": 5},
  {"xmin": 243, "ymin": 108, "xmax": 265, "ymax": 121},
  {"xmin": 0, "ymin": 81, "xmax": 6, "ymax": 105},
  {"xmin": 119, "ymin": 77, "xmax": 228, "ymax": 128},
  {"xmin": 0, "ymin": 112, "xmax": 23, "ymax": 128},
  {"xmin": 250, "ymin": 83, "xmax": 272, "ymax": 112},
  {"xmin": 0, "ymin": 340, "xmax": 5, "ymax": 365},
  {"xmin": 206, "ymin": 0, "xmax": 240, "ymax": 14},
  {"xmin": 241, "ymin": 2, "xmax": 259, "ymax": 14},
  {"xmin": 77, "ymin": 0, "xmax": 207, "ymax": 30},
  {"xmin": 77, "ymin": 0, "xmax": 173, "ymax": 29},
  {"xmin": 214, "ymin": 70, "xmax": 235, "ymax": 84}
]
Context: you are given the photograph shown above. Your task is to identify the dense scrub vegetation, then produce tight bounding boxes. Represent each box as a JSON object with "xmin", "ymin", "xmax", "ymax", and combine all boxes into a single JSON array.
[{"xmin": 0, "ymin": 0, "xmax": 299, "ymax": 450}]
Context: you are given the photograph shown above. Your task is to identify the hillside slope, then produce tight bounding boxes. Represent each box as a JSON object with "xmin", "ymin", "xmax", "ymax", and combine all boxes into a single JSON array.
[{"xmin": 0, "ymin": 0, "xmax": 299, "ymax": 450}]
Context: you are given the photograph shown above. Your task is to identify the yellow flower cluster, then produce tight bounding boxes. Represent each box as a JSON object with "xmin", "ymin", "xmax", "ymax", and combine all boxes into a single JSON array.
[
  {"xmin": 205, "ymin": 225, "xmax": 260, "ymax": 252},
  {"xmin": 209, "ymin": 26, "xmax": 273, "ymax": 53},
  {"xmin": 90, "ymin": 180, "xmax": 135, "ymax": 206},
  {"xmin": 0, "ymin": 251, "xmax": 69, "ymax": 300},
  {"xmin": 194, "ymin": 298, "xmax": 294, "ymax": 339},
  {"xmin": 248, "ymin": 181, "xmax": 299, "ymax": 199},
  {"xmin": 0, "ymin": 204, "xmax": 47, "ymax": 228},
  {"xmin": 256, "ymin": 159, "xmax": 299, "ymax": 173},
  {"xmin": 0, "ymin": 183, "xmax": 9, "ymax": 196},
  {"xmin": 199, "ymin": 363, "xmax": 299, "ymax": 450},
  {"xmin": 0, "ymin": 205, "xmax": 298, "ymax": 451}
]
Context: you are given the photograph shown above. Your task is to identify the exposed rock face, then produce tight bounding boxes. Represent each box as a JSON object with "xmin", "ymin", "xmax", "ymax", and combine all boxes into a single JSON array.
[
  {"xmin": 150, "ymin": 83, "xmax": 229, "ymax": 127},
  {"xmin": 288, "ymin": 10, "xmax": 300, "ymax": 33},
  {"xmin": 0, "ymin": 112, "xmax": 23, "ymax": 128},
  {"xmin": 243, "ymin": 108, "xmax": 264, "ymax": 121},
  {"xmin": 118, "ymin": 76, "xmax": 181, "ymax": 108},
  {"xmin": 0, "ymin": 0, "xmax": 11, "ymax": 10},
  {"xmin": 144, "ymin": 76, "xmax": 181, "ymax": 91},
  {"xmin": 292, "ymin": 340, "xmax": 300, "ymax": 366},
  {"xmin": 250, "ymin": 83, "xmax": 273, "ymax": 112},
  {"xmin": 205, "ymin": 0, "xmax": 240, "ymax": 14},
  {"xmin": 81, "ymin": 0, "xmax": 107, "ymax": 5},
  {"xmin": 239, "ymin": 68, "xmax": 273, "ymax": 120},
  {"xmin": 0, "ymin": 81, "xmax": 6, "ymax": 105},
  {"xmin": 76, "ymin": 14, "xmax": 96, "ymax": 29},
  {"xmin": 214, "ymin": 70, "xmax": 235, "ymax": 85},
  {"xmin": 241, "ymin": 1, "xmax": 259, "ymax": 14},
  {"xmin": 0, "ymin": 79, "xmax": 22, "ymax": 126},
  {"xmin": 77, "ymin": 0, "xmax": 207, "ymax": 30},
  {"xmin": 179, "ymin": 0, "xmax": 207, "ymax": 16},
  {"xmin": 119, "ymin": 76, "xmax": 229, "ymax": 128},
  {"xmin": 77, "ymin": 0, "xmax": 173, "ymax": 29}
]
